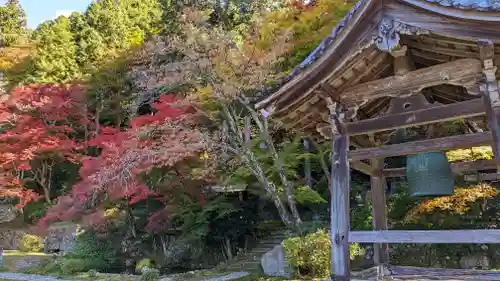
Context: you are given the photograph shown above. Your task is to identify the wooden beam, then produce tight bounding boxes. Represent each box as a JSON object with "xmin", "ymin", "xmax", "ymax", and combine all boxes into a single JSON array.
[
  {"xmin": 462, "ymin": 173, "xmax": 500, "ymax": 182},
  {"xmin": 351, "ymin": 161, "xmax": 377, "ymax": 176},
  {"xmin": 318, "ymin": 98, "xmax": 485, "ymax": 137},
  {"xmin": 388, "ymin": 265, "xmax": 500, "ymax": 279},
  {"xmin": 339, "ymin": 59, "xmax": 482, "ymax": 105},
  {"xmin": 478, "ymin": 40, "xmax": 500, "ymax": 173},
  {"xmin": 330, "ymin": 135, "xmax": 350, "ymax": 281},
  {"xmin": 369, "ymin": 158, "xmax": 389, "ymax": 265},
  {"xmin": 383, "ymin": 159, "xmax": 497, "ymax": 177},
  {"xmin": 349, "ymin": 230, "xmax": 500, "ymax": 244},
  {"xmin": 349, "ymin": 132, "xmax": 492, "ymax": 161}
]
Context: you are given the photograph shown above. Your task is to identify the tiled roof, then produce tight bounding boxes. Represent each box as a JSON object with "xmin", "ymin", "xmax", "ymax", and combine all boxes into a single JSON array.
[
  {"xmin": 252, "ymin": 0, "xmax": 364, "ymax": 103},
  {"xmin": 424, "ymin": 0, "xmax": 500, "ymax": 11}
]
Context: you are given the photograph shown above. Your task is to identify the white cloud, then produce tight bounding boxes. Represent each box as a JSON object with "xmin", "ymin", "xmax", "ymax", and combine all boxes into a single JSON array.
[{"xmin": 54, "ymin": 10, "xmax": 75, "ymax": 19}]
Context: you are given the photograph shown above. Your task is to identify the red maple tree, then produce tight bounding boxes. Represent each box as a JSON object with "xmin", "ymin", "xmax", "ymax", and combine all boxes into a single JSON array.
[
  {"xmin": 0, "ymin": 84, "xmax": 88, "ymax": 205},
  {"xmin": 40, "ymin": 94, "xmax": 209, "ymax": 229}
]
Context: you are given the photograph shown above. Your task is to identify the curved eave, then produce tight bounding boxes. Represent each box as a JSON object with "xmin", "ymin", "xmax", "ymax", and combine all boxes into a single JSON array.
[
  {"xmin": 256, "ymin": 0, "xmax": 500, "ymax": 118},
  {"xmin": 255, "ymin": 0, "xmax": 379, "ymax": 115}
]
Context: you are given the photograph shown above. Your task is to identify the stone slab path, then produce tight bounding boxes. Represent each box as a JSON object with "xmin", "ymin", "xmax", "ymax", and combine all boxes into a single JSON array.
[
  {"xmin": 0, "ymin": 271, "xmax": 250, "ymax": 281},
  {"xmin": 0, "ymin": 272, "xmax": 77, "ymax": 281}
]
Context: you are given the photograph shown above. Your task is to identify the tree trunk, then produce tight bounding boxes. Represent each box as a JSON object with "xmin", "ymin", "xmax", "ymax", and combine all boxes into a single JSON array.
[
  {"xmin": 312, "ymin": 141, "xmax": 332, "ymax": 189},
  {"xmin": 248, "ymin": 151, "xmax": 294, "ymax": 228},
  {"xmin": 224, "ymin": 237, "xmax": 233, "ymax": 261},
  {"xmin": 263, "ymin": 122, "xmax": 302, "ymax": 227}
]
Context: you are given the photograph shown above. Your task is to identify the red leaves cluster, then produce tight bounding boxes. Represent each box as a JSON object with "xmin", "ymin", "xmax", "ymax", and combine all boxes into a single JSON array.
[
  {"xmin": 41, "ymin": 94, "xmax": 206, "ymax": 229},
  {"xmin": 0, "ymin": 84, "xmax": 87, "ymax": 205}
]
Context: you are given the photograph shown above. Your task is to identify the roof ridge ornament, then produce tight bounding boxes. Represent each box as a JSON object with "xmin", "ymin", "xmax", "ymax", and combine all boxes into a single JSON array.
[{"xmin": 374, "ymin": 16, "xmax": 429, "ymax": 53}]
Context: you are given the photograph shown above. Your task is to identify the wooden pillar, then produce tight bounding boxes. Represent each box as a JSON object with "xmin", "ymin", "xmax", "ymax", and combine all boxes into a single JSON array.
[
  {"xmin": 304, "ymin": 138, "xmax": 313, "ymax": 187},
  {"xmin": 370, "ymin": 158, "xmax": 389, "ymax": 265},
  {"xmin": 478, "ymin": 40, "xmax": 500, "ymax": 171},
  {"xmin": 330, "ymin": 134, "xmax": 351, "ymax": 281}
]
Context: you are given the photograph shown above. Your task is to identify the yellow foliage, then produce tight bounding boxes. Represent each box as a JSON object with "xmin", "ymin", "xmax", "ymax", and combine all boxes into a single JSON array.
[
  {"xmin": 0, "ymin": 44, "xmax": 33, "ymax": 71},
  {"xmin": 446, "ymin": 146, "xmax": 493, "ymax": 162},
  {"xmin": 404, "ymin": 183, "xmax": 500, "ymax": 223},
  {"xmin": 257, "ymin": 0, "xmax": 353, "ymax": 56},
  {"xmin": 104, "ymin": 207, "xmax": 120, "ymax": 218}
]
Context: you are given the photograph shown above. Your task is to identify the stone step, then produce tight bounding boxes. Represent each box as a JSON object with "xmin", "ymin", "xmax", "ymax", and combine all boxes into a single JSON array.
[
  {"xmin": 258, "ymin": 239, "xmax": 284, "ymax": 244},
  {"xmin": 248, "ymin": 247, "xmax": 274, "ymax": 254}
]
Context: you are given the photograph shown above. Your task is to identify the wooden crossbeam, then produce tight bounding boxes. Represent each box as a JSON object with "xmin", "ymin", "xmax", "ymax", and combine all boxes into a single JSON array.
[
  {"xmin": 383, "ymin": 159, "xmax": 496, "ymax": 177},
  {"xmin": 339, "ymin": 59, "xmax": 482, "ymax": 104},
  {"xmin": 318, "ymin": 98, "xmax": 485, "ymax": 137},
  {"xmin": 349, "ymin": 230, "xmax": 500, "ymax": 244},
  {"xmin": 350, "ymin": 161, "xmax": 377, "ymax": 176},
  {"xmin": 349, "ymin": 132, "xmax": 492, "ymax": 161}
]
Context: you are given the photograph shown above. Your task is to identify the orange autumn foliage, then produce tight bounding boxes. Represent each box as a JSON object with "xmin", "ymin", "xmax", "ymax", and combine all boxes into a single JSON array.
[{"xmin": 404, "ymin": 183, "xmax": 500, "ymax": 223}]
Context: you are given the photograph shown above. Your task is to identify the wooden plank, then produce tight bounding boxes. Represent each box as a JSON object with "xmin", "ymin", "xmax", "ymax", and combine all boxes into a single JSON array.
[
  {"xmin": 349, "ymin": 230, "xmax": 500, "ymax": 243},
  {"xmin": 369, "ymin": 158, "xmax": 389, "ymax": 265},
  {"xmin": 319, "ymin": 98, "xmax": 485, "ymax": 137},
  {"xmin": 383, "ymin": 159, "xmax": 497, "ymax": 177},
  {"xmin": 330, "ymin": 135, "xmax": 351, "ymax": 281},
  {"xmin": 349, "ymin": 132, "xmax": 492, "ymax": 161},
  {"xmin": 339, "ymin": 59, "xmax": 482, "ymax": 105}
]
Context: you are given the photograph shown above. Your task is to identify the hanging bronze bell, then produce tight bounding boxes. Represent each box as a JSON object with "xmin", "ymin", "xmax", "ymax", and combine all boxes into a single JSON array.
[{"xmin": 406, "ymin": 151, "xmax": 454, "ymax": 197}]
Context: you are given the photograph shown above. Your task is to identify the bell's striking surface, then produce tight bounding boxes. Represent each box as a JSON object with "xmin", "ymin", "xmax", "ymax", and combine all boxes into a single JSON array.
[{"xmin": 406, "ymin": 151, "xmax": 454, "ymax": 197}]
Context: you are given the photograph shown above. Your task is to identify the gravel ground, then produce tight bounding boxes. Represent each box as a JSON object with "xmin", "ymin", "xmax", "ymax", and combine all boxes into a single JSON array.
[
  {"xmin": 160, "ymin": 271, "xmax": 250, "ymax": 281},
  {"xmin": 202, "ymin": 272, "xmax": 249, "ymax": 281},
  {"xmin": 0, "ymin": 272, "xmax": 77, "ymax": 281}
]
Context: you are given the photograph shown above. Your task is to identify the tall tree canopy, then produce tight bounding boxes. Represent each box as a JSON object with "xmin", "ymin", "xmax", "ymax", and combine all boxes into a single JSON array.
[{"xmin": 0, "ymin": 0, "xmax": 27, "ymax": 46}]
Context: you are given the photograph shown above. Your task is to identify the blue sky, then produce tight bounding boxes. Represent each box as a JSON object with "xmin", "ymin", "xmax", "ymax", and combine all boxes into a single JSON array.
[{"xmin": 1, "ymin": 0, "xmax": 92, "ymax": 29}]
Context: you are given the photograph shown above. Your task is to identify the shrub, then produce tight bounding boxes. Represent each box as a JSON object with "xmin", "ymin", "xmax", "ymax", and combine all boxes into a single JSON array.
[
  {"xmin": 61, "ymin": 259, "xmax": 85, "ymax": 275},
  {"xmin": 87, "ymin": 269, "xmax": 98, "ymax": 277},
  {"xmin": 43, "ymin": 261, "xmax": 62, "ymax": 274},
  {"xmin": 0, "ymin": 266, "xmax": 8, "ymax": 272},
  {"xmin": 19, "ymin": 234, "xmax": 44, "ymax": 252},
  {"xmin": 136, "ymin": 258, "xmax": 155, "ymax": 273},
  {"xmin": 140, "ymin": 268, "xmax": 160, "ymax": 281},
  {"xmin": 69, "ymin": 231, "xmax": 119, "ymax": 272},
  {"xmin": 283, "ymin": 228, "xmax": 365, "ymax": 278}
]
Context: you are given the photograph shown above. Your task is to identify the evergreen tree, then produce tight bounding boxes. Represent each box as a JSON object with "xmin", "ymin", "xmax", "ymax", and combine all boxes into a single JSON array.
[
  {"xmin": 0, "ymin": 0, "xmax": 27, "ymax": 46},
  {"xmin": 26, "ymin": 17, "xmax": 81, "ymax": 83}
]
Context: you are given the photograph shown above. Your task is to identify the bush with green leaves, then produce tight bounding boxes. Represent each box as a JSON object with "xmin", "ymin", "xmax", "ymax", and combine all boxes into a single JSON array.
[
  {"xmin": 19, "ymin": 234, "xmax": 44, "ymax": 252},
  {"xmin": 69, "ymin": 231, "xmax": 119, "ymax": 272},
  {"xmin": 140, "ymin": 268, "xmax": 160, "ymax": 281},
  {"xmin": 283, "ymin": 229, "xmax": 365, "ymax": 278},
  {"xmin": 135, "ymin": 258, "xmax": 155, "ymax": 273},
  {"xmin": 61, "ymin": 259, "xmax": 85, "ymax": 275}
]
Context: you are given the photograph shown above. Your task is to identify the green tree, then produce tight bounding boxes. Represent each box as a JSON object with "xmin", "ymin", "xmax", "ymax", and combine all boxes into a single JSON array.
[
  {"xmin": 0, "ymin": 0, "xmax": 27, "ymax": 46},
  {"xmin": 25, "ymin": 16, "xmax": 81, "ymax": 83},
  {"xmin": 85, "ymin": 0, "xmax": 162, "ymax": 59}
]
